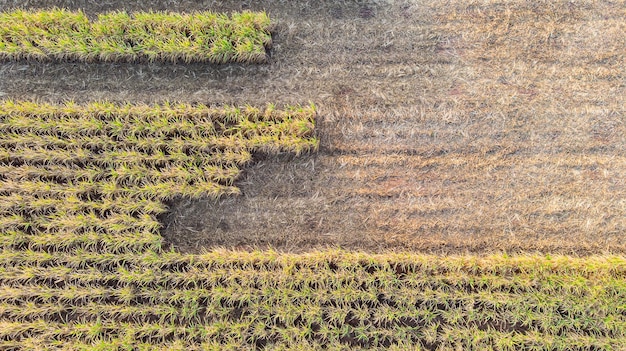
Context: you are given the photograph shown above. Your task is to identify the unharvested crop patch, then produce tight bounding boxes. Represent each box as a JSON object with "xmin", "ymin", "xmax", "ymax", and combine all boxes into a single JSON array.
[
  {"xmin": 1, "ymin": 251, "xmax": 626, "ymax": 349},
  {"xmin": 0, "ymin": 9, "xmax": 272, "ymax": 63},
  {"xmin": 0, "ymin": 100, "xmax": 316, "ymax": 252}
]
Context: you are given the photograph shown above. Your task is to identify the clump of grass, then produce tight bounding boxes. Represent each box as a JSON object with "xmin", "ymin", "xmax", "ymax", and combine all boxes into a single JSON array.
[{"xmin": 0, "ymin": 8, "xmax": 272, "ymax": 63}]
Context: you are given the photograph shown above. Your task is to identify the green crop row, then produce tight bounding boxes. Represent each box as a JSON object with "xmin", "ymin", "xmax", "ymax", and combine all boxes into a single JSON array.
[
  {"xmin": 0, "ymin": 9, "xmax": 272, "ymax": 63},
  {"xmin": 0, "ymin": 251, "xmax": 625, "ymax": 350}
]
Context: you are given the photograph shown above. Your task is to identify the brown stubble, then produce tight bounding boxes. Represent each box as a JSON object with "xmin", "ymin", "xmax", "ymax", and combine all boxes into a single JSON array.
[{"xmin": 1, "ymin": 0, "xmax": 624, "ymax": 254}]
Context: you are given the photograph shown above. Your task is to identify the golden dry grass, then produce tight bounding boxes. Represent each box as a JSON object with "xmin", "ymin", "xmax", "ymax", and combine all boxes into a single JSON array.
[{"xmin": 1, "ymin": 0, "xmax": 624, "ymax": 254}]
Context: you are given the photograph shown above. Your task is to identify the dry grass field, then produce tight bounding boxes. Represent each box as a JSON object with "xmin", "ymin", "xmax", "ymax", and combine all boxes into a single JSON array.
[{"xmin": 1, "ymin": 0, "xmax": 624, "ymax": 255}]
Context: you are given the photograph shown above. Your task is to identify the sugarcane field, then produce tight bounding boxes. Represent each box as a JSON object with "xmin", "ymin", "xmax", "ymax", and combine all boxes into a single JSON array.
[{"xmin": 0, "ymin": 0, "xmax": 624, "ymax": 349}]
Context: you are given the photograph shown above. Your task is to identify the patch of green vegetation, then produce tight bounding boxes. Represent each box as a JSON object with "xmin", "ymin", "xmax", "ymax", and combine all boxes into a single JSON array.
[
  {"xmin": 1, "ymin": 251, "xmax": 625, "ymax": 350},
  {"xmin": 0, "ymin": 9, "xmax": 272, "ymax": 63},
  {"xmin": 0, "ymin": 100, "xmax": 317, "ymax": 252}
]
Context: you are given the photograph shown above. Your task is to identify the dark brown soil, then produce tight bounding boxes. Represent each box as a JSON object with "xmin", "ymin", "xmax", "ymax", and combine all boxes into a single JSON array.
[{"xmin": 1, "ymin": 0, "xmax": 624, "ymax": 254}]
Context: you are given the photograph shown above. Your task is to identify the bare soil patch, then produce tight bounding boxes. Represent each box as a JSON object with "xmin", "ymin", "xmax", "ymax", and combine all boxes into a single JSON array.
[{"xmin": 1, "ymin": 0, "xmax": 624, "ymax": 254}]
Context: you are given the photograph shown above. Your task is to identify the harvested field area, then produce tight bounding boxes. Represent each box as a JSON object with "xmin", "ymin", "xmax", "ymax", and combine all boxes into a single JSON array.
[{"xmin": 0, "ymin": 1, "xmax": 624, "ymax": 254}]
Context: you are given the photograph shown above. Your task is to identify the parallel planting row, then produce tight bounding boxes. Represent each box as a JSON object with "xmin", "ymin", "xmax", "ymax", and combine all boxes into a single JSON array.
[
  {"xmin": 0, "ymin": 100, "xmax": 317, "ymax": 253},
  {"xmin": 1, "ymin": 251, "xmax": 626, "ymax": 350},
  {"xmin": 0, "ymin": 9, "xmax": 272, "ymax": 63}
]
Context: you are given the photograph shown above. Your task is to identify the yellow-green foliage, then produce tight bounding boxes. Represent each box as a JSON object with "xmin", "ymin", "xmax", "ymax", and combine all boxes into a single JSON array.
[
  {"xmin": 0, "ymin": 100, "xmax": 317, "ymax": 252},
  {"xmin": 0, "ymin": 251, "xmax": 625, "ymax": 350},
  {"xmin": 0, "ymin": 9, "xmax": 272, "ymax": 63}
]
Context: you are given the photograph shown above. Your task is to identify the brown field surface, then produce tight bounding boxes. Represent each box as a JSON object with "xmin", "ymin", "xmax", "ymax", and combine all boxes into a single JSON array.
[{"xmin": 1, "ymin": 0, "xmax": 624, "ymax": 254}]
